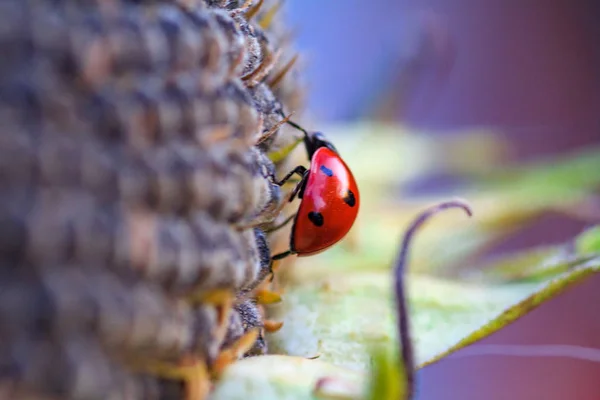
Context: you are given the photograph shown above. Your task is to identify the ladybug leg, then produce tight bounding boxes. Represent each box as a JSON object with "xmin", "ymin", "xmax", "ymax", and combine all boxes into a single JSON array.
[
  {"xmin": 267, "ymin": 250, "xmax": 293, "ymax": 281},
  {"xmin": 233, "ymin": 180, "xmax": 301, "ymax": 232},
  {"xmin": 264, "ymin": 213, "xmax": 296, "ymax": 233},
  {"xmin": 275, "ymin": 165, "xmax": 307, "ymax": 186},
  {"xmin": 271, "ymin": 250, "xmax": 293, "ymax": 261},
  {"xmin": 287, "ymin": 170, "xmax": 309, "ymax": 202},
  {"xmin": 262, "ymin": 171, "xmax": 306, "ymax": 233}
]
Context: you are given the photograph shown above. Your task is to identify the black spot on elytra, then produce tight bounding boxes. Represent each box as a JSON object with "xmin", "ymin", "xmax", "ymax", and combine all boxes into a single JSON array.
[
  {"xmin": 307, "ymin": 211, "xmax": 324, "ymax": 227},
  {"xmin": 319, "ymin": 165, "xmax": 333, "ymax": 177},
  {"xmin": 343, "ymin": 190, "xmax": 356, "ymax": 207}
]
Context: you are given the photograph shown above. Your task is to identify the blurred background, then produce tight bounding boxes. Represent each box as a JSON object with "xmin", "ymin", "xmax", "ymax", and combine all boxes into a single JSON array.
[
  {"xmin": 284, "ymin": 1, "xmax": 600, "ymax": 399},
  {"xmin": 288, "ymin": 0, "xmax": 600, "ymax": 160}
]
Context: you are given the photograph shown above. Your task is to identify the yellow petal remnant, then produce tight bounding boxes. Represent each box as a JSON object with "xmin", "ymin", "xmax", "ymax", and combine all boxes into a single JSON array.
[
  {"xmin": 186, "ymin": 288, "xmax": 234, "ymax": 307},
  {"xmin": 256, "ymin": 289, "xmax": 283, "ymax": 305},
  {"xmin": 213, "ymin": 328, "xmax": 260, "ymax": 377},
  {"xmin": 263, "ymin": 319, "xmax": 284, "ymax": 333}
]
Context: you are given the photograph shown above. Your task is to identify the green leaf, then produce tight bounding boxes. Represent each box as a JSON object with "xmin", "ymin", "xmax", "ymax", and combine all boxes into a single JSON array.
[
  {"xmin": 265, "ymin": 234, "xmax": 600, "ymax": 396},
  {"xmin": 575, "ymin": 225, "xmax": 600, "ymax": 255},
  {"xmin": 421, "ymin": 256, "xmax": 600, "ymax": 368},
  {"xmin": 210, "ymin": 241, "xmax": 600, "ymax": 399},
  {"xmin": 213, "ymin": 127, "xmax": 600, "ymax": 399}
]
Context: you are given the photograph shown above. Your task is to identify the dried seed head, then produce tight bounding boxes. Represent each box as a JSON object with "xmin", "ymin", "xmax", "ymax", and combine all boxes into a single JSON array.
[
  {"xmin": 0, "ymin": 0, "xmax": 302, "ymax": 396},
  {"xmin": 115, "ymin": 210, "xmax": 246, "ymax": 295},
  {"xmin": 223, "ymin": 300, "xmax": 267, "ymax": 357},
  {"xmin": 0, "ymin": 268, "xmax": 201, "ymax": 360},
  {"xmin": 231, "ymin": 228, "xmax": 272, "ymax": 301}
]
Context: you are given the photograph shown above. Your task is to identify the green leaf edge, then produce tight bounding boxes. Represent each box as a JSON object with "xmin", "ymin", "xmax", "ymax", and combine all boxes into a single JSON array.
[{"xmin": 418, "ymin": 258, "xmax": 600, "ymax": 368}]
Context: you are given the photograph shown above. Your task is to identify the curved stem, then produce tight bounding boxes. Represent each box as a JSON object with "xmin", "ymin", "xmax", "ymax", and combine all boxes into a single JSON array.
[{"xmin": 394, "ymin": 199, "xmax": 473, "ymax": 399}]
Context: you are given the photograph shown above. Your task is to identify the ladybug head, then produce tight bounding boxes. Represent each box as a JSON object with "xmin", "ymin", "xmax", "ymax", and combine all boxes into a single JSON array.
[
  {"xmin": 281, "ymin": 115, "xmax": 339, "ymax": 159},
  {"xmin": 308, "ymin": 131, "xmax": 338, "ymax": 155}
]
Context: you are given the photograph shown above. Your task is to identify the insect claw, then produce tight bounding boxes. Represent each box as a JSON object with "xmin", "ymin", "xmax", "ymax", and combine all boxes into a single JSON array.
[
  {"xmin": 269, "ymin": 249, "xmax": 292, "ymax": 273},
  {"xmin": 266, "ymin": 258, "xmax": 275, "ymax": 281}
]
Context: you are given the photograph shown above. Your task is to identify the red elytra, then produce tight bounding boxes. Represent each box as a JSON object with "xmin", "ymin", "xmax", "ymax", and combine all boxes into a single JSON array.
[
  {"xmin": 291, "ymin": 147, "xmax": 359, "ymax": 256},
  {"xmin": 269, "ymin": 115, "xmax": 360, "ymax": 264}
]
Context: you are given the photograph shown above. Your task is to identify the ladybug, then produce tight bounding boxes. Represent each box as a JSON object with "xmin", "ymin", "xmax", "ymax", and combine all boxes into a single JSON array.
[{"xmin": 269, "ymin": 113, "xmax": 360, "ymax": 263}]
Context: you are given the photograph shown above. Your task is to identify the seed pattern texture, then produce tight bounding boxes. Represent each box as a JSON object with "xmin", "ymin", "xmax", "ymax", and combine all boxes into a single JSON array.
[{"xmin": 0, "ymin": 0, "xmax": 303, "ymax": 398}]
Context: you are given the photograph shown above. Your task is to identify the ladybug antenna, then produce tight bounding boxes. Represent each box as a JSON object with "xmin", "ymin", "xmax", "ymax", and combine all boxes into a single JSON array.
[
  {"xmin": 286, "ymin": 120, "xmax": 310, "ymax": 139},
  {"xmin": 277, "ymin": 110, "xmax": 310, "ymax": 140},
  {"xmin": 394, "ymin": 199, "xmax": 472, "ymax": 399}
]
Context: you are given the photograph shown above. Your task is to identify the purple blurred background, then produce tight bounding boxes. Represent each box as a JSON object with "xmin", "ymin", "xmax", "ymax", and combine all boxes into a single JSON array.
[
  {"xmin": 287, "ymin": 1, "xmax": 600, "ymax": 399},
  {"xmin": 288, "ymin": 0, "xmax": 600, "ymax": 160}
]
